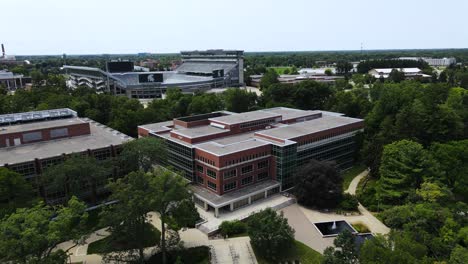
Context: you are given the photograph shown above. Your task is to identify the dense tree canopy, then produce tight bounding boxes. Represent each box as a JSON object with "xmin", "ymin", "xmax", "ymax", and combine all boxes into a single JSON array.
[
  {"xmin": 357, "ymin": 59, "xmax": 430, "ymax": 74},
  {"xmin": 322, "ymin": 230, "xmax": 358, "ymax": 264},
  {"xmin": 42, "ymin": 155, "xmax": 113, "ymax": 204},
  {"xmin": 0, "ymin": 168, "xmax": 35, "ymax": 217},
  {"xmin": 0, "ymin": 197, "xmax": 88, "ymax": 264},
  {"xmin": 119, "ymin": 137, "xmax": 167, "ymax": 173},
  {"xmin": 294, "ymin": 160, "xmax": 343, "ymax": 208},
  {"xmin": 377, "ymin": 140, "xmax": 438, "ymax": 206},
  {"xmin": 247, "ymin": 208, "xmax": 295, "ymax": 260}
]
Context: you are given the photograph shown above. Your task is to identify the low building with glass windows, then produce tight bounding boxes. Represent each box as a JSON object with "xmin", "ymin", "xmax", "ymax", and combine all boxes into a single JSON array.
[
  {"xmin": 0, "ymin": 108, "xmax": 132, "ymax": 203},
  {"xmin": 138, "ymin": 107, "xmax": 364, "ymax": 217}
]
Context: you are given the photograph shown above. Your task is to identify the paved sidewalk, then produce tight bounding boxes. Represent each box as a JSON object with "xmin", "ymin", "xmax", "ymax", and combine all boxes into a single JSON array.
[
  {"xmin": 197, "ymin": 194, "xmax": 293, "ymax": 234},
  {"xmin": 280, "ymin": 170, "xmax": 390, "ymax": 253},
  {"xmin": 345, "ymin": 170, "xmax": 367, "ymax": 195},
  {"xmin": 56, "ymin": 212, "xmax": 259, "ymax": 264},
  {"xmin": 280, "ymin": 204, "xmax": 334, "ymax": 253}
]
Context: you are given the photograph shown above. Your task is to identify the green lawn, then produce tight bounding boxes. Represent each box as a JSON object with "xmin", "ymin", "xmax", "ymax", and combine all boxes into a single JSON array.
[
  {"xmin": 147, "ymin": 246, "xmax": 210, "ymax": 264},
  {"xmin": 254, "ymin": 240, "xmax": 322, "ymax": 264},
  {"xmin": 87, "ymin": 223, "xmax": 160, "ymax": 254},
  {"xmin": 269, "ymin": 66, "xmax": 292, "ymax": 74},
  {"xmin": 342, "ymin": 164, "xmax": 367, "ymax": 191}
]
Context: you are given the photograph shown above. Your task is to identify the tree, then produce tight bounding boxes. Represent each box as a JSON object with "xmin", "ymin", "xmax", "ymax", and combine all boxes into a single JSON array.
[
  {"xmin": 322, "ymin": 230, "xmax": 358, "ymax": 264},
  {"xmin": 187, "ymin": 93, "xmax": 224, "ymax": 114},
  {"xmin": 290, "ymin": 66, "xmax": 298, "ymax": 74},
  {"xmin": 259, "ymin": 69, "xmax": 279, "ymax": 90},
  {"xmin": 283, "ymin": 68, "xmax": 291, "ymax": 74},
  {"xmin": 42, "ymin": 155, "xmax": 112, "ymax": 204},
  {"xmin": 429, "ymin": 140, "xmax": 468, "ymax": 195},
  {"xmin": 377, "ymin": 140, "xmax": 439, "ymax": 205},
  {"xmin": 449, "ymin": 246, "xmax": 468, "ymax": 264},
  {"xmin": 329, "ymin": 88, "xmax": 372, "ymax": 118},
  {"xmin": 359, "ymin": 232, "xmax": 427, "ymax": 264},
  {"xmin": 150, "ymin": 168, "xmax": 198, "ymax": 264},
  {"xmin": 0, "ymin": 197, "xmax": 88, "ymax": 264},
  {"xmin": 247, "ymin": 208, "xmax": 295, "ymax": 260},
  {"xmin": 294, "ymin": 159, "xmax": 342, "ymax": 208},
  {"xmin": 222, "ymin": 88, "xmax": 257, "ymax": 113},
  {"xmin": 336, "ymin": 61, "xmax": 353, "ymax": 75},
  {"xmin": 0, "ymin": 167, "xmax": 35, "ymax": 217},
  {"xmin": 100, "ymin": 170, "xmax": 158, "ymax": 263},
  {"xmin": 325, "ymin": 68, "xmax": 333, "ymax": 76},
  {"xmin": 119, "ymin": 137, "xmax": 167, "ymax": 173},
  {"xmin": 388, "ymin": 69, "xmax": 405, "ymax": 83},
  {"xmin": 101, "ymin": 168, "xmax": 198, "ymax": 264}
]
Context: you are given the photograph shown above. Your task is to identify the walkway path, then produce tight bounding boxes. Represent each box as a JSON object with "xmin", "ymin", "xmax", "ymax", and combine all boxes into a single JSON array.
[
  {"xmin": 280, "ymin": 170, "xmax": 390, "ymax": 253},
  {"xmin": 56, "ymin": 212, "xmax": 258, "ymax": 264},
  {"xmin": 345, "ymin": 170, "xmax": 390, "ymax": 234},
  {"xmin": 345, "ymin": 169, "xmax": 367, "ymax": 195}
]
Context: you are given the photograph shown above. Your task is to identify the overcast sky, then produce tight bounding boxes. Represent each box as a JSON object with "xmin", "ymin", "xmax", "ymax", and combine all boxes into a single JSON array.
[{"xmin": 1, "ymin": 0, "xmax": 466, "ymax": 55}]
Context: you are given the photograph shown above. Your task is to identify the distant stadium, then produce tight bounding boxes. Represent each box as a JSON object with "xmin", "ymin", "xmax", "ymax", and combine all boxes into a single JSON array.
[{"xmin": 63, "ymin": 50, "xmax": 244, "ymax": 99}]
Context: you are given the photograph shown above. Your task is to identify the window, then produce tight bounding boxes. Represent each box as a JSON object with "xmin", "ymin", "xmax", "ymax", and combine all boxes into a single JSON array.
[
  {"xmin": 197, "ymin": 165, "xmax": 204, "ymax": 173},
  {"xmin": 207, "ymin": 181, "xmax": 217, "ymax": 191},
  {"xmin": 241, "ymin": 176, "xmax": 253, "ymax": 185},
  {"xmin": 223, "ymin": 169, "xmax": 237, "ymax": 180},
  {"xmin": 241, "ymin": 165, "xmax": 253, "ymax": 175},
  {"xmin": 257, "ymin": 160, "xmax": 269, "ymax": 169},
  {"xmin": 197, "ymin": 176, "xmax": 204, "ymax": 184},
  {"xmin": 257, "ymin": 172, "xmax": 269, "ymax": 181},
  {"xmin": 207, "ymin": 169, "xmax": 217, "ymax": 179},
  {"xmin": 23, "ymin": 131, "xmax": 42, "ymax": 143},
  {"xmin": 50, "ymin": 128, "xmax": 69, "ymax": 138},
  {"xmin": 224, "ymin": 182, "xmax": 237, "ymax": 192}
]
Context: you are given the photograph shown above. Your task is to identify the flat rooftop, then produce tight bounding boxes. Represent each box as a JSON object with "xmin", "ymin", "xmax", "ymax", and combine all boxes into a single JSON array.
[
  {"xmin": 0, "ymin": 118, "xmax": 85, "ymax": 135},
  {"xmin": 196, "ymin": 133, "xmax": 270, "ymax": 155},
  {"xmin": 139, "ymin": 108, "xmax": 364, "ymax": 153},
  {"xmin": 139, "ymin": 121, "xmax": 173, "ymax": 134},
  {"xmin": 172, "ymin": 125, "xmax": 228, "ymax": 139},
  {"xmin": 261, "ymin": 108, "xmax": 321, "ymax": 121},
  {"xmin": 191, "ymin": 180, "xmax": 280, "ymax": 207},
  {"xmin": 256, "ymin": 114, "xmax": 363, "ymax": 140},
  {"xmin": 0, "ymin": 118, "xmax": 132, "ymax": 165},
  {"xmin": 209, "ymin": 110, "xmax": 280, "ymax": 125}
]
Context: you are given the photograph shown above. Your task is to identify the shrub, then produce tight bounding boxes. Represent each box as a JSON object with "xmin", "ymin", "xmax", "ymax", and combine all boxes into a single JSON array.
[
  {"xmin": 219, "ymin": 220, "xmax": 247, "ymax": 237},
  {"xmin": 351, "ymin": 222, "xmax": 370, "ymax": 233},
  {"xmin": 339, "ymin": 193, "xmax": 359, "ymax": 211}
]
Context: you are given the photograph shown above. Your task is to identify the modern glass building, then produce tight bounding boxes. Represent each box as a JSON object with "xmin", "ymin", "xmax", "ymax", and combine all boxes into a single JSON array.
[{"xmin": 138, "ymin": 107, "xmax": 364, "ymax": 217}]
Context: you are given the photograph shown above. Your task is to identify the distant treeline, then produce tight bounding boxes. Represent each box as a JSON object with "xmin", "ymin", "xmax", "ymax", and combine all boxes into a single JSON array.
[
  {"xmin": 356, "ymin": 59, "xmax": 430, "ymax": 73},
  {"xmin": 244, "ymin": 49, "xmax": 468, "ymax": 68}
]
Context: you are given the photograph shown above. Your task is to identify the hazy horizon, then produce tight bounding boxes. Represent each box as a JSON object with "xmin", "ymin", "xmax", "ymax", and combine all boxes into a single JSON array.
[{"xmin": 2, "ymin": 0, "xmax": 467, "ymax": 55}]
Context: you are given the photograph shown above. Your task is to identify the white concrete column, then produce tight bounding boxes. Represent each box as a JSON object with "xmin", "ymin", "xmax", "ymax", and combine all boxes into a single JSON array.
[
  {"xmin": 248, "ymin": 196, "xmax": 252, "ymax": 204},
  {"xmin": 215, "ymin": 207, "xmax": 219, "ymax": 218},
  {"xmin": 230, "ymin": 203, "xmax": 234, "ymax": 211},
  {"xmin": 264, "ymin": 190, "xmax": 268, "ymax": 198},
  {"xmin": 204, "ymin": 201, "xmax": 208, "ymax": 211}
]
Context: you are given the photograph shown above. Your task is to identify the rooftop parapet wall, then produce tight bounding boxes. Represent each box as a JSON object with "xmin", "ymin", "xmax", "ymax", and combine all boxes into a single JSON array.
[{"xmin": 0, "ymin": 121, "xmax": 91, "ymax": 148}]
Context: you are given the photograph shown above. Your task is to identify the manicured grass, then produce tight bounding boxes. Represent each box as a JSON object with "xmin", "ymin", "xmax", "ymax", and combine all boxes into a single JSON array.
[
  {"xmin": 147, "ymin": 246, "xmax": 210, "ymax": 264},
  {"xmin": 87, "ymin": 223, "xmax": 160, "ymax": 254},
  {"xmin": 254, "ymin": 240, "xmax": 322, "ymax": 264},
  {"xmin": 342, "ymin": 164, "xmax": 367, "ymax": 191},
  {"xmin": 270, "ymin": 66, "xmax": 292, "ymax": 74}
]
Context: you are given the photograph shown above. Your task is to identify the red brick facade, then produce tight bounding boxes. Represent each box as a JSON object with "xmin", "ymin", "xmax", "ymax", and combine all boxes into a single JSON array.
[
  {"xmin": 193, "ymin": 145, "xmax": 276, "ymax": 195},
  {"xmin": 0, "ymin": 122, "xmax": 90, "ymax": 148}
]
